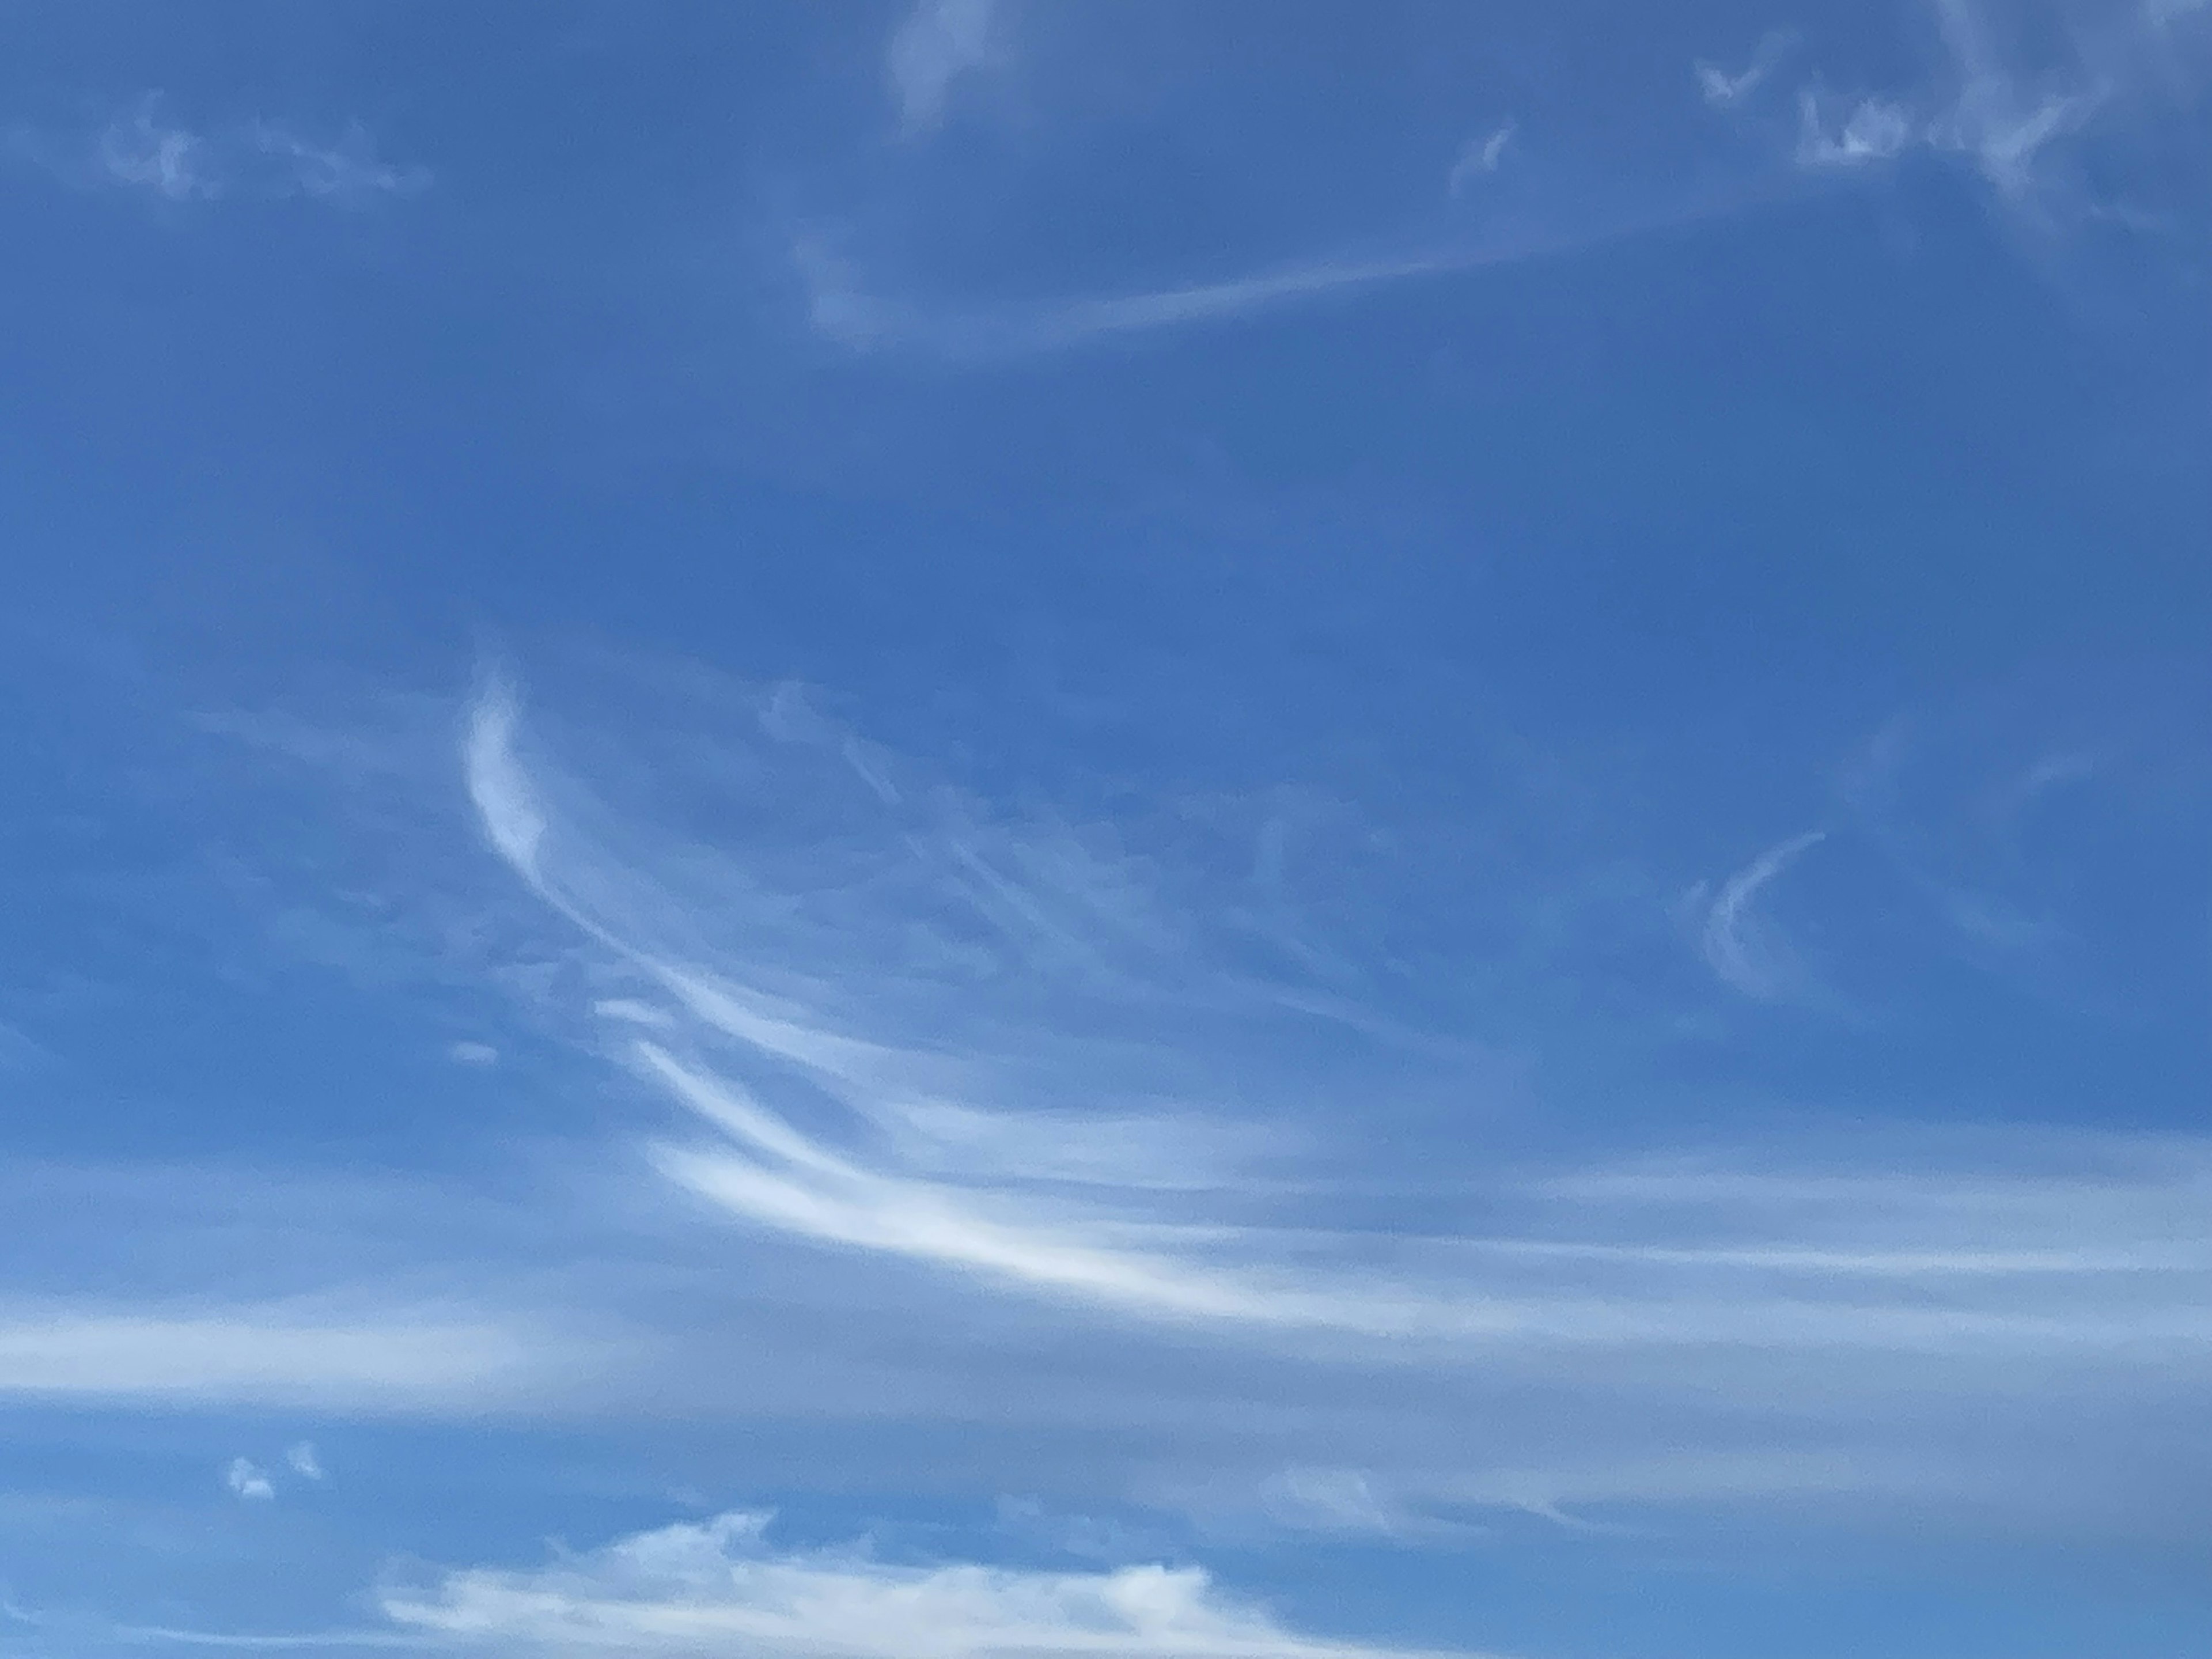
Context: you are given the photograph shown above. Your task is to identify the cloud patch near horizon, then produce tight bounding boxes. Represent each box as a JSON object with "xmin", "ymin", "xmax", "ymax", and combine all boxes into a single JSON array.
[
  {"xmin": 0, "ymin": 1302, "xmax": 552, "ymax": 1412},
  {"xmin": 380, "ymin": 1508, "xmax": 1472, "ymax": 1659},
  {"xmin": 456, "ymin": 676, "xmax": 2212, "ymax": 1389}
]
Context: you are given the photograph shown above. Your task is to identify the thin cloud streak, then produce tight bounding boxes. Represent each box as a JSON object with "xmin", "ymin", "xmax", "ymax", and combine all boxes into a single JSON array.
[
  {"xmin": 801, "ymin": 244, "xmax": 1463, "ymax": 355},
  {"xmin": 249, "ymin": 119, "xmax": 431, "ymax": 200},
  {"xmin": 1796, "ymin": 93, "xmax": 1918, "ymax": 168},
  {"xmin": 1694, "ymin": 830, "xmax": 1826, "ymax": 1002},
  {"xmin": 796, "ymin": 191, "xmax": 1751, "ymax": 357},
  {"xmin": 1184, "ymin": 1448, "xmax": 1943, "ymax": 1537},
  {"xmin": 460, "ymin": 680, "xmax": 2212, "ymax": 1372},
  {"xmin": 0, "ymin": 1303, "xmax": 550, "ymax": 1410}
]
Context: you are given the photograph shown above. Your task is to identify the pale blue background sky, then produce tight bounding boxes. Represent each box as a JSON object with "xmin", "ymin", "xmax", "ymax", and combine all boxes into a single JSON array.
[{"xmin": 1, "ymin": 4, "xmax": 2207, "ymax": 1656}]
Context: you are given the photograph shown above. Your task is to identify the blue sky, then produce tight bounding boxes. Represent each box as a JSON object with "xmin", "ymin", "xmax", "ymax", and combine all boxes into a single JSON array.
[{"xmin": 1, "ymin": 2, "xmax": 2208, "ymax": 1655}]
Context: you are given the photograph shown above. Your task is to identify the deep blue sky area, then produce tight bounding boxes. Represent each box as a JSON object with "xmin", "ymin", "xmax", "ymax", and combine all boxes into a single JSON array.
[{"xmin": 0, "ymin": 5, "xmax": 2207, "ymax": 1657}]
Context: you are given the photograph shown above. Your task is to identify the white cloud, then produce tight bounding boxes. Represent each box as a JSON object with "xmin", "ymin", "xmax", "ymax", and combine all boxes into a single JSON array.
[
  {"xmin": 594, "ymin": 997, "xmax": 676, "ymax": 1028},
  {"xmin": 1795, "ymin": 93, "xmax": 1918, "ymax": 168},
  {"xmin": 1941, "ymin": 89, "xmax": 2096, "ymax": 198},
  {"xmin": 1695, "ymin": 31, "xmax": 1794, "ymax": 108},
  {"xmin": 448, "ymin": 1040, "xmax": 501, "ymax": 1066},
  {"xmin": 28, "ymin": 97, "xmax": 426, "ymax": 206},
  {"xmin": 0, "ymin": 1020, "xmax": 52, "ymax": 1071},
  {"xmin": 832, "ymin": 0, "xmax": 2195, "ymax": 362},
  {"xmin": 96, "ymin": 95, "xmax": 219, "ymax": 200},
  {"xmin": 251, "ymin": 119, "xmax": 430, "ymax": 200},
  {"xmin": 888, "ymin": 0, "xmax": 998, "ymax": 137},
  {"xmin": 139, "ymin": 667, "xmax": 2212, "ymax": 1543},
  {"xmin": 1774, "ymin": 0, "xmax": 2206, "ymax": 214},
  {"xmin": 461, "ymin": 685, "xmax": 1548, "ymax": 1340},
  {"xmin": 287, "ymin": 1441, "xmax": 325, "ymax": 1480},
  {"xmin": 1447, "ymin": 122, "xmax": 1516, "ymax": 196},
  {"xmin": 1832, "ymin": 707, "xmax": 2162, "ymax": 990},
  {"xmin": 793, "ymin": 208, "xmax": 1705, "ymax": 357},
  {"xmin": 456, "ymin": 682, "xmax": 2212, "ymax": 1380},
  {"xmin": 1921, "ymin": 0, "xmax": 2105, "ymax": 200},
  {"xmin": 1251, "ymin": 1468, "xmax": 1410, "ymax": 1536},
  {"xmin": 381, "ymin": 1510, "xmax": 1469, "ymax": 1658},
  {"xmin": 799, "ymin": 240, "xmax": 1460, "ymax": 355},
  {"xmin": 0, "ymin": 1305, "xmax": 547, "ymax": 1410},
  {"xmin": 1226, "ymin": 1449, "xmax": 1944, "ymax": 1536},
  {"xmin": 1691, "ymin": 830, "xmax": 1827, "ymax": 1002},
  {"xmin": 225, "ymin": 1457, "xmax": 275, "ymax": 1502}
]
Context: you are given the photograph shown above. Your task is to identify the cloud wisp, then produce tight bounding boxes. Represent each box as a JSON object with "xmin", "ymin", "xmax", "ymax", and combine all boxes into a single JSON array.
[
  {"xmin": 225, "ymin": 1457, "xmax": 276, "ymax": 1502},
  {"xmin": 815, "ymin": 2, "xmax": 2209, "ymax": 363},
  {"xmin": 1695, "ymin": 31, "xmax": 1796, "ymax": 108},
  {"xmin": 19, "ymin": 95, "xmax": 429, "ymax": 206},
  {"xmin": 1689, "ymin": 830, "xmax": 1827, "ymax": 1004},
  {"xmin": 888, "ymin": 0, "xmax": 999, "ymax": 137},
  {"xmin": 0, "ymin": 1302, "xmax": 552, "ymax": 1412},
  {"xmin": 94, "ymin": 96, "xmax": 217, "ymax": 200},
  {"xmin": 458, "ymin": 678, "xmax": 2212, "ymax": 1382},
  {"xmin": 1446, "ymin": 122, "xmax": 1517, "ymax": 196},
  {"xmin": 794, "ymin": 187, "xmax": 1741, "ymax": 358},
  {"xmin": 1755, "ymin": 0, "xmax": 2212, "ymax": 221},
  {"xmin": 1794, "ymin": 93, "xmax": 1919, "ymax": 169},
  {"xmin": 247, "ymin": 118, "xmax": 432, "ymax": 201},
  {"xmin": 380, "ymin": 1509, "xmax": 1471, "ymax": 1659},
  {"xmin": 797, "ymin": 240, "xmax": 1467, "ymax": 356},
  {"xmin": 1828, "ymin": 694, "xmax": 2199, "ymax": 1008}
]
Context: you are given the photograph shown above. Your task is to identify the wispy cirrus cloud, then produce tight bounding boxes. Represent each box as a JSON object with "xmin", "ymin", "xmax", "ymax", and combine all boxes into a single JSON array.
[
  {"xmin": 1828, "ymin": 690, "xmax": 2205, "ymax": 1010},
  {"xmin": 0, "ymin": 1302, "xmax": 548, "ymax": 1411},
  {"xmin": 1687, "ymin": 830, "xmax": 1827, "ymax": 1004},
  {"xmin": 93, "ymin": 95, "xmax": 218, "ymax": 200},
  {"xmin": 1794, "ymin": 92, "xmax": 1919, "ymax": 168},
  {"xmin": 149, "ymin": 664, "xmax": 2212, "ymax": 1543},
  {"xmin": 16, "ymin": 94, "xmax": 429, "ymax": 206},
  {"xmin": 1695, "ymin": 31, "xmax": 1796, "ymax": 108},
  {"xmin": 1446, "ymin": 122, "xmax": 1517, "ymax": 196},
  {"xmin": 455, "ymin": 675, "xmax": 2212, "ymax": 1397},
  {"xmin": 1175, "ymin": 1446, "xmax": 1945, "ymax": 1539},
  {"xmin": 244, "ymin": 116, "xmax": 432, "ymax": 201},
  {"xmin": 794, "ymin": 192, "xmax": 1732, "ymax": 357},
  {"xmin": 1925, "ymin": 0, "xmax": 2108, "ymax": 202},
  {"xmin": 797, "ymin": 237, "xmax": 1461, "ymax": 355},
  {"xmin": 1737, "ymin": 0, "xmax": 2211, "ymax": 221},
  {"xmin": 887, "ymin": 0, "xmax": 1000, "ymax": 137},
  {"xmin": 379, "ymin": 1509, "xmax": 1472, "ymax": 1659},
  {"xmin": 1788, "ymin": 62, "xmax": 2094, "ymax": 199},
  {"xmin": 809, "ymin": 2, "xmax": 2209, "ymax": 363}
]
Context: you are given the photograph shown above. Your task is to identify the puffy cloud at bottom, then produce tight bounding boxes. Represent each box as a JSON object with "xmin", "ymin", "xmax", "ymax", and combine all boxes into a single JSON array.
[{"xmin": 380, "ymin": 1510, "xmax": 1472, "ymax": 1659}]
